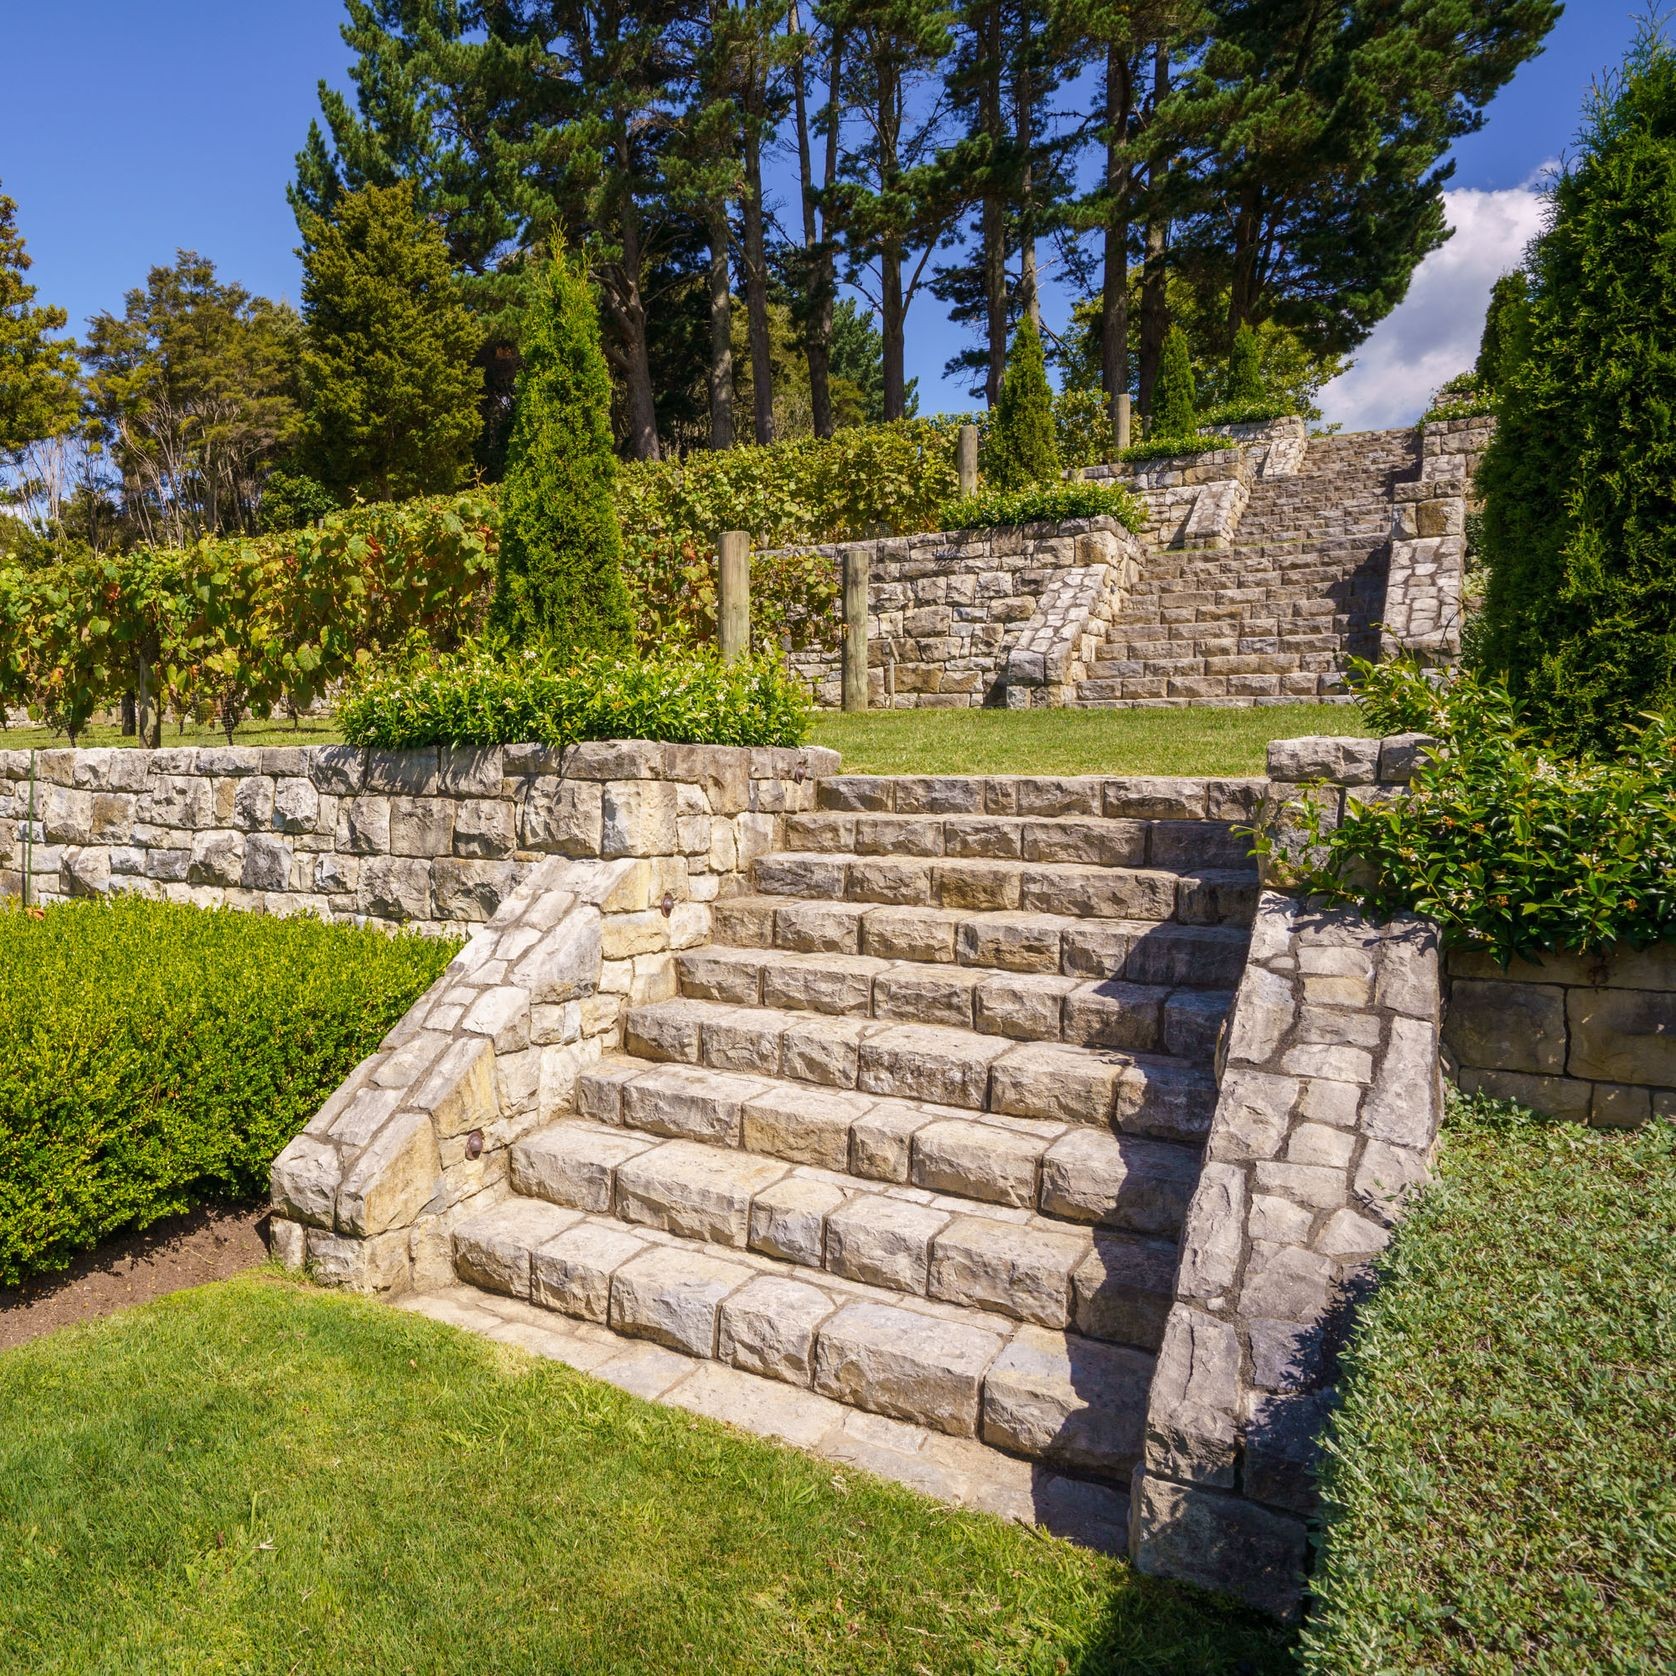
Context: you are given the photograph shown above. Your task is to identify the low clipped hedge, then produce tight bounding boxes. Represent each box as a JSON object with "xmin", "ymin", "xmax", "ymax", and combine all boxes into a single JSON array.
[
  {"xmin": 0, "ymin": 898, "xmax": 455, "ymax": 1286},
  {"xmin": 937, "ymin": 480, "xmax": 1145, "ymax": 533},
  {"xmin": 338, "ymin": 645, "xmax": 811, "ymax": 750},
  {"xmin": 1118, "ymin": 433, "xmax": 1240, "ymax": 464}
]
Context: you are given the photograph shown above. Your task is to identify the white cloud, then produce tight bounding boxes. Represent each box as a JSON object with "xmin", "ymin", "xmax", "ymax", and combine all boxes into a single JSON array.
[{"xmin": 1316, "ymin": 180, "xmax": 1550, "ymax": 431}]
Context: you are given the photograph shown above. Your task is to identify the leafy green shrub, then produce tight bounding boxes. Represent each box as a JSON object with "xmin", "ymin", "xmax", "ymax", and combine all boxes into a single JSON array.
[
  {"xmin": 1421, "ymin": 370, "xmax": 1493, "ymax": 422},
  {"xmin": 983, "ymin": 317, "xmax": 1060, "ymax": 490},
  {"xmin": 1477, "ymin": 31, "xmax": 1676, "ymax": 752},
  {"xmin": 1198, "ymin": 396, "xmax": 1301, "ymax": 427},
  {"xmin": 1225, "ymin": 323, "xmax": 1264, "ymax": 404},
  {"xmin": 1476, "ymin": 269, "xmax": 1532, "ymax": 393},
  {"xmin": 1301, "ymin": 1090, "xmax": 1676, "ymax": 1674},
  {"xmin": 489, "ymin": 253, "xmax": 634, "ymax": 658},
  {"xmin": 257, "ymin": 466, "xmax": 340, "ymax": 533},
  {"xmin": 1152, "ymin": 325, "xmax": 1198, "ymax": 436},
  {"xmin": 937, "ymin": 480, "xmax": 1145, "ymax": 533},
  {"xmin": 1051, "ymin": 386, "xmax": 1117, "ymax": 468},
  {"xmin": 339, "ymin": 643, "xmax": 810, "ymax": 750},
  {"xmin": 0, "ymin": 898, "xmax": 453, "ymax": 1284},
  {"xmin": 1118, "ymin": 433, "xmax": 1239, "ymax": 464},
  {"xmin": 1257, "ymin": 656, "xmax": 1676, "ymax": 960}
]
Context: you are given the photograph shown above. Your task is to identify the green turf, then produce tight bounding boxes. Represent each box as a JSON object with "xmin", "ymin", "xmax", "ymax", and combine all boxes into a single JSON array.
[
  {"xmin": 809, "ymin": 703, "xmax": 1367, "ymax": 777},
  {"xmin": 0, "ymin": 1273, "xmax": 1291, "ymax": 1675},
  {"xmin": 1301, "ymin": 1095, "xmax": 1676, "ymax": 1674},
  {"xmin": 0, "ymin": 716, "xmax": 346, "ymax": 750}
]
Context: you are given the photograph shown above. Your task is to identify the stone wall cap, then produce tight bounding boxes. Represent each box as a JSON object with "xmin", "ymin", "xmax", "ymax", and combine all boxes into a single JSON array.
[{"xmin": 1266, "ymin": 735, "xmax": 1382, "ymax": 785}]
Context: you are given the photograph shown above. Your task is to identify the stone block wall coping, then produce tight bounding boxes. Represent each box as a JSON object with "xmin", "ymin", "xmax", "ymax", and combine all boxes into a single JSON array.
[{"xmin": 1129, "ymin": 889, "xmax": 1445, "ymax": 1619}]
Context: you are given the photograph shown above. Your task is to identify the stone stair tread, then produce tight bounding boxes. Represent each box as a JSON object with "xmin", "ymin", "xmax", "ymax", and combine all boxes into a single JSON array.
[
  {"xmin": 623, "ymin": 995, "xmax": 1217, "ymax": 1141},
  {"xmin": 676, "ymin": 943, "xmax": 1233, "ymax": 1057},
  {"xmin": 710, "ymin": 894, "xmax": 1252, "ymax": 989},
  {"xmin": 448, "ymin": 1196, "xmax": 1158, "ymax": 1471}
]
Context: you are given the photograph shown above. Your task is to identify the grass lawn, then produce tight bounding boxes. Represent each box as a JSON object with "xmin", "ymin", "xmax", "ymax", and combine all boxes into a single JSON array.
[
  {"xmin": 1301, "ymin": 1096, "xmax": 1676, "ymax": 1674},
  {"xmin": 809, "ymin": 703, "xmax": 1367, "ymax": 777},
  {"xmin": 0, "ymin": 1272, "xmax": 1292, "ymax": 1675},
  {"xmin": 1, "ymin": 715, "xmax": 345, "ymax": 751}
]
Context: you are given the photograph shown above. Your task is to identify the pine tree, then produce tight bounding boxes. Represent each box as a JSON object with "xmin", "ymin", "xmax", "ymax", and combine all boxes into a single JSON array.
[
  {"xmin": 0, "ymin": 184, "xmax": 79, "ymax": 461},
  {"xmin": 985, "ymin": 315, "xmax": 1060, "ymax": 488},
  {"xmin": 298, "ymin": 182, "xmax": 482, "ymax": 502},
  {"xmin": 1476, "ymin": 270, "xmax": 1532, "ymax": 392},
  {"xmin": 1226, "ymin": 321, "xmax": 1262, "ymax": 404},
  {"xmin": 1152, "ymin": 324, "xmax": 1197, "ymax": 436},
  {"xmin": 489, "ymin": 254, "xmax": 634, "ymax": 659},
  {"xmin": 1477, "ymin": 31, "xmax": 1676, "ymax": 750}
]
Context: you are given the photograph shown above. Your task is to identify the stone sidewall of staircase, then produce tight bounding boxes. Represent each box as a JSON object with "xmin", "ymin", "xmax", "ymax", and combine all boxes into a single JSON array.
[{"xmin": 778, "ymin": 515, "xmax": 1142, "ymax": 709}]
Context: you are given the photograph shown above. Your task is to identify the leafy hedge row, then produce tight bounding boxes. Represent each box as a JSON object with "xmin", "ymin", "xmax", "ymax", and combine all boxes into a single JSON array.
[
  {"xmin": 1259, "ymin": 658, "xmax": 1676, "ymax": 960},
  {"xmin": 338, "ymin": 645, "xmax": 810, "ymax": 750},
  {"xmin": 0, "ymin": 898, "xmax": 454, "ymax": 1285},
  {"xmin": 938, "ymin": 480, "xmax": 1144, "ymax": 533}
]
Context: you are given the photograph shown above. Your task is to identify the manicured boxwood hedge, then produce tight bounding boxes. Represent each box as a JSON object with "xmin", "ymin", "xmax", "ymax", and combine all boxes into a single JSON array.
[{"xmin": 0, "ymin": 898, "xmax": 455, "ymax": 1285}]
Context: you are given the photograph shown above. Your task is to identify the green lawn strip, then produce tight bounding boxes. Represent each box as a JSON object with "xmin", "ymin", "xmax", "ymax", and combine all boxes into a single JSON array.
[
  {"xmin": 1301, "ymin": 1096, "xmax": 1676, "ymax": 1674},
  {"xmin": 0, "ymin": 716, "xmax": 347, "ymax": 750},
  {"xmin": 810, "ymin": 704, "xmax": 1367, "ymax": 777},
  {"xmin": 0, "ymin": 1273, "xmax": 1291, "ymax": 1675}
]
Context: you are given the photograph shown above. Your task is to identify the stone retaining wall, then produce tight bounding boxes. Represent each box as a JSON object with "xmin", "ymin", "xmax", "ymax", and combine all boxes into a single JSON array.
[
  {"xmin": 778, "ymin": 515, "xmax": 1141, "ymax": 708},
  {"xmin": 1129, "ymin": 887, "xmax": 1444, "ymax": 1618},
  {"xmin": 0, "ymin": 741, "xmax": 830, "ymax": 935},
  {"xmin": 262, "ymin": 740, "xmax": 832, "ymax": 1293}
]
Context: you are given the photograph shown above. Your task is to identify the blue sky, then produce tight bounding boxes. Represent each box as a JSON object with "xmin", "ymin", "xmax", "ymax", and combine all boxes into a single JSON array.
[{"xmin": 0, "ymin": 0, "xmax": 1644, "ymax": 428}]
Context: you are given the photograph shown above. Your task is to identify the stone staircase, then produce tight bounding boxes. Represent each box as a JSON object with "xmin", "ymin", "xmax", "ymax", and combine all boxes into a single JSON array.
[
  {"xmin": 1078, "ymin": 428, "xmax": 1420, "ymax": 707},
  {"xmin": 423, "ymin": 774, "xmax": 1262, "ymax": 1542}
]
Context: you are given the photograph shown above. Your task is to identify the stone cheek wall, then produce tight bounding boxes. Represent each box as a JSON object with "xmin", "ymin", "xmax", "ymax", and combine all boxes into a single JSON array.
[
  {"xmin": 780, "ymin": 516, "xmax": 1142, "ymax": 709},
  {"xmin": 1379, "ymin": 416, "xmax": 1495, "ymax": 665},
  {"xmin": 1130, "ymin": 890, "xmax": 1444, "ymax": 1619},
  {"xmin": 1446, "ymin": 944, "xmax": 1676, "ymax": 1129},
  {"xmin": 265, "ymin": 741, "xmax": 834, "ymax": 1294},
  {"xmin": 0, "ymin": 741, "xmax": 824, "ymax": 935}
]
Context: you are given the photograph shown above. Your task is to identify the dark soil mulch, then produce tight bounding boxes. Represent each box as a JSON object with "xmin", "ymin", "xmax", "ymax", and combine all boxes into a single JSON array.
[{"xmin": 0, "ymin": 1205, "xmax": 272, "ymax": 1352}]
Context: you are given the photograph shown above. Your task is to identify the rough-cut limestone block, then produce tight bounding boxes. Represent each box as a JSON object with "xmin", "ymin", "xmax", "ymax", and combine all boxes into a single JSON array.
[
  {"xmin": 812, "ymin": 1300, "xmax": 1005, "ymax": 1436},
  {"xmin": 871, "ymin": 965, "xmax": 983, "ymax": 1030},
  {"xmin": 982, "ymin": 1325, "xmax": 1152, "ymax": 1476},
  {"xmin": 1071, "ymin": 1233, "xmax": 1176, "ymax": 1349},
  {"xmin": 531, "ymin": 1220, "xmax": 648, "ymax": 1321},
  {"xmin": 1566, "ymin": 986, "xmax": 1676, "ymax": 1086},
  {"xmin": 453, "ymin": 1199, "xmax": 584, "ymax": 1299},
  {"xmin": 603, "ymin": 780, "xmax": 680, "ymax": 857},
  {"xmin": 910, "ymin": 1118, "xmax": 1044, "ymax": 1207},
  {"xmin": 609, "ymin": 1245, "xmax": 754, "ymax": 1356},
  {"xmin": 741, "ymin": 1085, "xmax": 858, "ymax": 1170},
  {"xmin": 848, "ymin": 1101, "xmax": 930, "ymax": 1182},
  {"xmin": 858, "ymin": 1024, "xmax": 1008, "ymax": 1109},
  {"xmin": 270, "ymin": 1133, "xmax": 341, "ymax": 1228},
  {"xmin": 621, "ymin": 1063, "xmax": 767, "ymax": 1145},
  {"xmin": 614, "ymin": 1140, "xmax": 789, "ymax": 1246},
  {"xmin": 718, "ymin": 1274, "xmax": 836, "ymax": 1386},
  {"xmin": 337, "ymin": 1109, "xmax": 442, "ymax": 1237},
  {"xmin": 512, "ymin": 1123, "xmax": 658, "ymax": 1212},
  {"xmin": 825, "ymin": 1195, "xmax": 948, "ymax": 1293},
  {"xmin": 779, "ymin": 1014, "xmax": 869, "ymax": 1087},
  {"xmin": 929, "ymin": 1215, "xmax": 1087, "ymax": 1327},
  {"xmin": 1444, "ymin": 979, "xmax": 1566, "ymax": 1074},
  {"xmin": 1142, "ymin": 1308, "xmax": 1242, "ymax": 1487}
]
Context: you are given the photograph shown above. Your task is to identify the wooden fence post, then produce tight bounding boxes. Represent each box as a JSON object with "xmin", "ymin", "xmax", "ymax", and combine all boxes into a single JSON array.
[
  {"xmin": 718, "ymin": 529, "xmax": 750, "ymax": 662},
  {"xmin": 957, "ymin": 423, "xmax": 979, "ymax": 497},
  {"xmin": 842, "ymin": 547, "xmax": 870, "ymax": 712}
]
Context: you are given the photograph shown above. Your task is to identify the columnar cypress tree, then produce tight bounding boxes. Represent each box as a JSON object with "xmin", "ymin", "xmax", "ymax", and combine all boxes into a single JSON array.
[
  {"xmin": 1475, "ymin": 270, "xmax": 1532, "ymax": 393},
  {"xmin": 1153, "ymin": 325, "xmax": 1197, "ymax": 436},
  {"xmin": 985, "ymin": 315, "xmax": 1060, "ymax": 489},
  {"xmin": 1477, "ymin": 32, "xmax": 1676, "ymax": 750},
  {"xmin": 489, "ymin": 255, "xmax": 635, "ymax": 659},
  {"xmin": 1226, "ymin": 322, "xmax": 1263, "ymax": 404}
]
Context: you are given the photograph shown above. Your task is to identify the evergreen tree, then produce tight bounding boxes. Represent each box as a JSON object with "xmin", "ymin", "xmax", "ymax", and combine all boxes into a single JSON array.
[
  {"xmin": 1152, "ymin": 324, "xmax": 1197, "ymax": 436},
  {"xmin": 1477, "ymin": 31, "xmax": 1676, "ymax": 750},
  {"xmin": 0, "ymin": 184, "xmax": 79, "ymax": 462},
  {"xmin": 298, "ymin": 182, "xmax": 482, "ymax": 502},
  {"xmin": 489, "ymin": 254, "xmax": 634, "ymax": 658},
  {"xmin": 1225, "ymin": 321, "xmax": 1262, "ymax": 404},
  {"xmin": 1476, "ymin": 270, "xmax": 1532, "ymax": 392},
  {"xmin": 985, "ymin": 315, "xmax": 1059, "ymax": 488}
]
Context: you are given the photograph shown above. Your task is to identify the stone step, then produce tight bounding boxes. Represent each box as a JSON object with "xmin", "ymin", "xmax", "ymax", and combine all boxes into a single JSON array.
[
  {"xmin": 506, "ymin": 1116, "xmax": 1180, "ymax": 1344},
  {"xmin": 710, "ymin": 895, "xmax": 1253, "ymax": 989},
  {"xmin": 622, "ymin": 997, "xmax": 1218, "ymax": 1143},
  {"xmin": 783, "ymin": 809, "xmax": 1255, "ymax": 869},
  {"xmin": 573, "ymin": 1057, "xmax": 1201, "ymax": 1236},
  {"xmin": 749, "ymin": 850, "xmax": 1255, "ymax": 925},
  {"xmin": 448, "ymin": 1195, "xmax": 1157, "ymax": 1481},
  {"xmin": 812, "ymin": 775, "xmax": 1265, "ymax": 824},
  {"xmin": 676, "ymin": 944, "xmax": 1232, "ymax": 1058}
]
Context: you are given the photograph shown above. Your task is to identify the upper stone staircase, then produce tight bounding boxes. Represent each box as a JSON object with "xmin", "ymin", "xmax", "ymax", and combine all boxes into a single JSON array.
[
  {"xmin": 1077, "ymin": 429, "xmax": 1420, "ymax": 707},
  {"xmin": 430, "ymin": 772, "xmax": 1263, "ymax": 1542}
]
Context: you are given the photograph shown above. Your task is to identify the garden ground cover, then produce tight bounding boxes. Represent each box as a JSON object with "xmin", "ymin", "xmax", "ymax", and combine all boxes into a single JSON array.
[
  {"xmin": 1302, "ymin": 1094, "xmax": 1676, "ymax": 1673},
  {"xmin": 0, "ymin": 1271, "xmax": 1292, "ymax": 1675}
]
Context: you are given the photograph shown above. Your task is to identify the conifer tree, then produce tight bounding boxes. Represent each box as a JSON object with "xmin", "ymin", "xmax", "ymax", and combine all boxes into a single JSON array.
[
  {"xmin": 298, "ymin": 181, "xmax": 482, "ymax": 502},
  {"xmin": 985, "ymin": 315, "xmax": 1059, "ymax": 488},
  {"xmin": 489, "ymin": 254, "xmax": 634, "ymax": 659},
  {"xmin": 0, "ymin": 184, "xmax": 78, "ymax": 462},
  {"xmin": 1477, "ymin": 31, "xmax": 1676, "ymax": 749},
  {"xmin": 1152, "ymin": 324, "xmax": 1197, "ymax": 436},
  {"xmin": 1226, "ymin": 322, "xmax": 1262, "ymax": 404},
  {"xmin": 1476, "ymin": 270, "xmax": 1532, "ymax": 393}
]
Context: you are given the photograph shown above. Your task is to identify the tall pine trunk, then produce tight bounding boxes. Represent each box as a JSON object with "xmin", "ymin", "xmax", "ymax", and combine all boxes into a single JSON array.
[
  {"xmin": 1137, "ymin": 40, "xmax": 1171, "ymax": 420},
  {"xmin": 1101, "ymin": 44, "xmax": 1133, "ymax": 427},
  {"xmin": 878, "ymin": 58, "xmax": 907, "ymax": 421},
  {"xmin": 1014, "ymin": 34, "xmax": 1039, "ymax": 329},
  {"xmin": 742, "ymin": 106, "xmax": 776, "ymax": 444},
  {"xmin": 980, "ymin": 1, "xmax": 1007, "ymax": 405},
  {"xmin": 791, "ymin": 0, "xmax": 835, "ymax": 436},
  {"xmin": 707, "ymin": 201, "xmax": 735, "ymax": 449}
]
